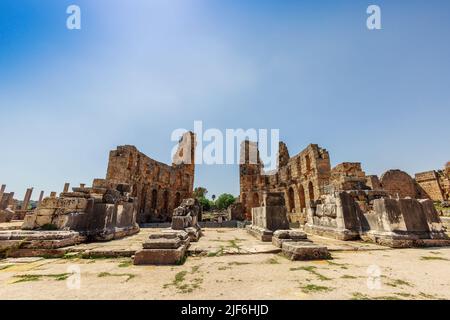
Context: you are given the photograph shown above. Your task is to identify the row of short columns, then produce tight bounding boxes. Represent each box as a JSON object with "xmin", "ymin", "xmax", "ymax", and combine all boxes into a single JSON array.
[{"xmin": 0, "ymin": 182, "xmax": 85, "ymax": 211}]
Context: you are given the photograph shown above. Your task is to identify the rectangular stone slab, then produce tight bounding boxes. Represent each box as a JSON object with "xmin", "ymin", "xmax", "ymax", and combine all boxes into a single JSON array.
[
  {"xmin": 133, "ymin": 244, "xmax": 188, "ymax": 265},
  {"xmin": 282, "ymin": 242, "xmax": 330, "ymax": 261},
  {"xmin": 142, "ymin": 238, "xmax": 182, "ymax": 249},
  {"xmin": 149, "ymin": 230, "xmax": 189, "ymax": 241}
]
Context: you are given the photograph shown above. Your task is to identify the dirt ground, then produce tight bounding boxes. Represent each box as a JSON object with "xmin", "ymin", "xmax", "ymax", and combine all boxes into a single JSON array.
[{"xmin": 0, "ymin": 228, "xmax": 449, "ymax": 300}]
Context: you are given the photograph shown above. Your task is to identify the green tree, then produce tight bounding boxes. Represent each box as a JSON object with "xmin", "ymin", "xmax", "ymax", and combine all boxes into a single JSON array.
[
  {"xmin": 193, "ymin": 187, "xmax": 208, "ymax": 199},
  {"xmin": 198, "ymin": 196, "xmax": 211, "ymax": 211},
  {"xmin": 215, "ymin": 193, "xmax": 236, "ymax": 210}
]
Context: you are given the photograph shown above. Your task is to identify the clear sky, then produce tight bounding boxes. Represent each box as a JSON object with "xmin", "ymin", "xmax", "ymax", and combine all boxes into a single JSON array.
[{"xmin": 1, "ymin": 0, "xmax": 449, "ymax": 200}]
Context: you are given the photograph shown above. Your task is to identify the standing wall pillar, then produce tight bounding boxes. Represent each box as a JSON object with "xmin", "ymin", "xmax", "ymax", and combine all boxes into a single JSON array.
[{"xmin": 22, "ymin": 188, "xmax": 33, "ymax": 211}]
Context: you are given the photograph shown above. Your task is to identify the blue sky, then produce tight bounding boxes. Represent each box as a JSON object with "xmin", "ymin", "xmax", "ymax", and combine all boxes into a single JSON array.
[{"xmin": 0, "ymin": 0, "xmax": 449, "ymax": 200}]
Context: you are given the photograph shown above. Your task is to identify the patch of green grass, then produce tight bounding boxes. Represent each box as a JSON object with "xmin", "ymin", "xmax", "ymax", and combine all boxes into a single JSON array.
[
  {"xmin": 218, "ymin": 266, "xmax": 231, "ymax": 271},
  {"xmin": 12, "ymin": 273, "xmax": 71, "ymax": 284},
  {"xmin": 376, "ymin": 296, "xmax": 403, "ymax": 300},
  {"xmin": 301, "ymin": 284, "xmax": 333, "ymax": 294},
  {"xmin": 191, "ymin": 266, "xmax": 200, "ymax": 273},
  {"xmin": 164, "ymin": 270, "xmax": 203, "ymax": 294},
  {"xmin": 174, "ymin": 271, "xmax": 188, "ymax": 284},
  {"xmin": 266, "ymin": 257, "xmax": 280, "ymax": 264},
  {"xmin": 207, "ymin": 247, "xmax": 225, "ymax": 257},
  {"xmin": 419, "ymin": 292, "xmax": 438, "ymax": 300},
  {"xmin": 394, "ymin": 292, "xmax": 414, "ymax": 298},
  {"xmin": 118, "ymin": 260, "xmax": 133, "ymax": 268},
  {"xmin": 0, "ymin": 264, "xmax": 14, "ymax": 271},
  {"xmin": 421, "ymin": 256, "xmax": 449, "ymax": 261},
  {"xmin": 326, "ymin": 260, "xmax": 349, "ymax": 269},
  {"xmin": 62, "ymin": 253, "xmax": 83, "ymax": 260},
  {"xmin": 351, "ymin": 292, "xmax": 403, "ymax": 300},
  {"xmin": 290, "ymin": 266, "xmax": 331, "ymax": 281},
  {"xmin": 386, "ymin": 279, "xmax": 413, "ymax": 288},
  {"xmin": 228, "ymin": 262, "xmax": 250, "ymax": 266},
  {"xmin": 97, "ymin": 272, "xmax": 136, "ymax": 282},
  {"xmin": 227, "ymin": 240, "xmax": 242, "ymax": 251},
  {"xmin": 351, "ymin": 292, "xmax": 371, "ymax": 300},
  {"xmin": 208, "ymin": 239, "xmax": 243, "ymax": 255},
  {"xmin": 341, "ymin": 274, "xmax": 357, "ymax": 279},
  {"xmin": 12, "ymin": 274, "xmax": 42, "ymax": 283}
]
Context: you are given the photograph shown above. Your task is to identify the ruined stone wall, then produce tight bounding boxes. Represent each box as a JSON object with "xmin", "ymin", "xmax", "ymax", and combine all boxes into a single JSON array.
[
  {"xmin": 0, "ymin": 193, "xmax": 15, "ymax": 210},
  {"xmin": 380, "ymin": 170, "xmax": 422, "ymax": 199},
  {"xmin": 444, "ymin": 162, "xmax": 450, "ymax": 200},
  {"xmin": 415, "ymin": 163, "xmax": 450, "ymax": 202},
  {"xmin": 366, "ymin": 175, "xmax": 382, "ymax": 190},
  {"xmin": 103, "ymin": 132, "xmax": 196, "ymax": 223},
  {"xmin": 415, "ymin": 171, "xmax": 445, "ymax": 201},
  {"xmin": 240, "ymin": 141, "xmax": 331, "ymax": 219},
  {"xmin": 330, "ymin": 162, "xmax": 368, "ymax": 191}
]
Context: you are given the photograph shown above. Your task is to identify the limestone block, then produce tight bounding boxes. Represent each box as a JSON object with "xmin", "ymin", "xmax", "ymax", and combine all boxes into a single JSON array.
[
  {"xmin": 40, "ymin": 198, "xmax": 59, "ymax": 209},
  {"xmin": 282, "ymin": 242, "xmax": 330, "ymax": 261},
  {"xmin": 142, "ymin": 238, "xmax": 182, "ymax": 249},
  {"xmin": 273, "ymin": 230, "xmax": 307, "ymax": 240},
  {"xmin": 57, "ymin": 198, "xmax": 88, "ymax": 210},
  {"xmin": 150, "ymin": 230, "xmax": 189, "ymax": 241},
  {"xmin": 172, "ymin": 216, "xmax": 190, "ymax": 230},
  {"xmin": 21, "ymin": 215, "xmax": 37, "ymax": 230},
  {"xmin": 133, "ymin": 244, "xmax": 188, "ymax": 265},
  {"xmin": 0, "ymin": 209, "xmax": 14, "ymax": 223},
  {"xmin": 35, "ymin": 209, "xmax": 56, "ymax": 216},
  {"xmin": 35, "ymin": 215, "xmax": 53, "ymax": 227}
]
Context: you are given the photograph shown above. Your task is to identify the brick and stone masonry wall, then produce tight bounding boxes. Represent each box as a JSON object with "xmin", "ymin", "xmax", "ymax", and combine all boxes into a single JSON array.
[{"xmin": 103, "ymin": 131, "xmax": 196, "ymax": 223}]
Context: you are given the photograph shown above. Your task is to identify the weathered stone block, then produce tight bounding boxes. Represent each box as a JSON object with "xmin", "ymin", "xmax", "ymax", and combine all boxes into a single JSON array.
[
  {"xmin": 133, "ymin": 244, "xmax": 188, "ymax": 265},
  {"xmin": 143, "ymin": 238, "xmax": 182, "ymax": 249},
  {"xmin": 282, "ymin": 242, "xmax": 330, "ymax": 261}
]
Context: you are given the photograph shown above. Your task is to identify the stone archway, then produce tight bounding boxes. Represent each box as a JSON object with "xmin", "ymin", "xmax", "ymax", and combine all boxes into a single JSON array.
[
  {"xmin": 252, "ymin": 192, "xmax": 259, "ymax": 208},
  {"xmin": 163, "ymin": 190, "xmax": 169, "ymax": 214},
  {"xmin": 287, "ymin": 187, "xmax": 295, "ymax": 213},
  {"xmin": 151, "ymin": 189, "xmax": 158, "ymax": 210},
  {"xmin": 298, "ymin": 184, "xmax": 306, "ymax": 211},
  {"xmin": 308, "ymin": 181, "xmax": 315, "ymax": 201},
  {"xmin": 140, "ymin": 184, "xmax": 149, "ymax": 213},
  {"xmin": 174, "ymin": 192, "xmax": 181, "ymax": 208}
]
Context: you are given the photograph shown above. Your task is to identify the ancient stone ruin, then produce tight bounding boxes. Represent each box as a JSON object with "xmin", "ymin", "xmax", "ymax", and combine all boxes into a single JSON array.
[
  {"xmin": 0, "ymin": 185, "xmax": 15, "ymax": 223},
  {"xmin": 22, "ymin": 181, "xmax": 139, "ymax": 241},
  {"xmin": 171, "ymin": 198, "xmax": 202, "ymax": 242},
  {"xmin": 239, "ymin": 140, "xmax": 450, "ymax": 248},
  {"xmin": 134, "ymin": 198, "xmax": 202, "ymax": 265},
  {"xmin": 0, "ymin": 185, "xmax": 47, "ymax": 222},
  {"xmin": 240, "ymin": 141, "xmax": 331, "ymax": 224},
  {"xmin": 244, "ymin": 192, "xmax": 330, "ymax": 260},
  {"xmin": 105, "ymin": 131, "xmax": 196, "ymax": 223},
  {"xmin": 415, "ymin": 162, "xmax": 450, "ymax": 202},
  {"xmin": 306, "ymin": 189, "xmax": 449, "ymax": 248},
  {"xmin": 245, "ymin": 192, "xmax": 290, "ymax": 241},
  {"xmin": 227, "ymin": 202, "xmax": 246, "ymax": 221},
  {"xmin": 0, "ymin": 132, "xmax": 197, "ymax": 257}
]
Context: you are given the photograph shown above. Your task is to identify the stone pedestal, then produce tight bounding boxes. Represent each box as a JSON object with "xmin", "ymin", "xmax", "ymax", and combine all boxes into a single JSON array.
[
  {"xmin": 171, "ymin": 198, "xmax": 202, "ymax": 242},
  {"xmin": 304, "ymin": 191, "xmax": 363, "ymax": 241},
  {"xmin": 133, "ymin": 230, "xmax": 190, "ymax": 265},
  {"xmin": 359, "ymin": 198, "xmax": 450, "ymax": 248},
  {"xmin": 271, "ymin": 230, "xmax": 309, "ymax": 248},
  {"xmin": 281, "ymin": 242, "xmax": 331, "ymax": 261},
  {"xmin": 246, "ymin": 192, "xmax": 290, "ymax": 242}
]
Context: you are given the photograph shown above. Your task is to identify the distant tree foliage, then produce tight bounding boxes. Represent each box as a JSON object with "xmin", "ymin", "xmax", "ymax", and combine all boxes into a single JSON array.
[
  {"xmin": 215, "ymin": 194, "xmax": 236, "ymax": 210},
  {"xmin": 193, "ymin": 187, "xmax": 208, "ymax": 199},
  {"xmin": 198, "ymin": 196, "xmax": 212, "ymax": 211},
  {"xmin": 194, "ymin": 187, "xmax": 236, "ymax": 211}
]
